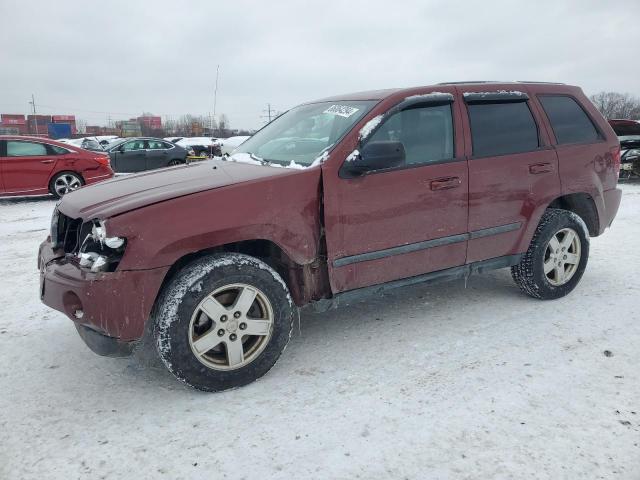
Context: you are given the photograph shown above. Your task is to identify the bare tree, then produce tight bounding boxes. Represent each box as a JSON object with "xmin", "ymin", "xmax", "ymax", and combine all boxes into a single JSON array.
[
  {"xmin": 214, "ymin": 114, "xmax": 231, "ymax": 137},
  {"xmin": 590, "ymin": 92, "xmax": 640, "ymax": 120},
  {"xmin": 76, "ymin": 119, "xmax": 87, "ymax": 135}
]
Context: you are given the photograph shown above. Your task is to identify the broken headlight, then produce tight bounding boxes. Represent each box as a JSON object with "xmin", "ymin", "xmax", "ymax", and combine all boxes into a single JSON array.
[{"xmin": 77, "ymin": 220, "xmax": 127, "ymax": 273}]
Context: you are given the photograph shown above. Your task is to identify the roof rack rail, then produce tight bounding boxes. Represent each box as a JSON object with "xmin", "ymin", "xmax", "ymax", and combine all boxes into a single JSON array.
[
  {"xmin": 516, "ymin": 81, "xmax": 566, "ymax": 84},
  {"xmin": 437, "ymin": 80, "xmax": 566, "ymax": 85},
  {"xmin": 437, "ymin": 81, "xmax": 503, "ymax": 85}
]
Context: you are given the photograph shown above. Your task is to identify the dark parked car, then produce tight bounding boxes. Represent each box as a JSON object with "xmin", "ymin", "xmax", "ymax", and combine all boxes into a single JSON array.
[
  {"xmin": 174, "ymin": 137, "xmax": 222, "ymax": 157},
  {"xmin": 608, "ymin": 119, "xmax": 640, "ymax": 179},
  {"xmin": 105, "ymin": 137, "xmax": 188, "ymax": 172},
  {"xmin": 39, "ymin": 82, "xmax": 621, "ymax": 391},
  {"xmin": 59, "ymin": 137, "xmax": 105, "ymax": 152},
  {"xmin": 0, "ymin": 135, "xmax": 113, "ymax": 197}
]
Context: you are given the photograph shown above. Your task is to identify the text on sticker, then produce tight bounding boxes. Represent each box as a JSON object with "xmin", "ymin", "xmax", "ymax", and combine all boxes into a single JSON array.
[{"xmin": 323, "ymin": 105, "xmax": 360, "ymax": 118}]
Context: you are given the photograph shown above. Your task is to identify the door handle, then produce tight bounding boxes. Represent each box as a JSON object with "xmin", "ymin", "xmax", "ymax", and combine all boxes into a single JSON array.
[
  {"xmin": 40, "ymin": 160, "xmax": 54, "ymax": 164},
  {"xmin": 529, "ymin": 163, "xmax": 552, "ymax": 174},
  {"xmin": 430, "ymin": 177, "xmax": 461, "ymax": 191}
]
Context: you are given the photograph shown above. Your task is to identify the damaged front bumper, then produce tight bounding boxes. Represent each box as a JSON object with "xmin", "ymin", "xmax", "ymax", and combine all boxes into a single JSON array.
[{"xmin": 38, "ymin": 239, "xmax": 169, "ymax": 355}]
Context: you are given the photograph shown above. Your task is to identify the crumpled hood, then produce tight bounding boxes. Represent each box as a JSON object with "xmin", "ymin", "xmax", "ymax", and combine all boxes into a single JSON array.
[{"xmin": 58, "ymin": 159, "xmax": 296, "ymax": 220}]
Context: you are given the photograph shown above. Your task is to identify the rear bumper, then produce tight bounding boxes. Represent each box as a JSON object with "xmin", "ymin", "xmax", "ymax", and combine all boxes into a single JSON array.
[
  {"xmin": 84, "ymin": 170, "xmax": 114, "ymax": 185},
  {"xmin": 602, "ymin": 187, "xmax": 622, "ymax": 231},
  {"xmin": 38, "ymin": 239, "xmax": 169, "ymax": 342}
]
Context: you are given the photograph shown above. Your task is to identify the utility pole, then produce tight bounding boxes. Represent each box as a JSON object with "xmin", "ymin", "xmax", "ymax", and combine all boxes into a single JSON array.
[
  {"xmin": 261, "ymin": 103, "xmax": 277, "ymax": 124},
  {"xmin": 29, "ymin": 94, "xmax": 38, "ymax": 135},
  {"xmin": 213, "ymin": 64, "xmax": 220, "ymax": 120}
]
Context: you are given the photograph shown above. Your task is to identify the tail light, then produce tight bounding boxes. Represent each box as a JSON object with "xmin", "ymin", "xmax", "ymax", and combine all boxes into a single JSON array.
[
  {"xmin": 94, "ymin": 155, "xmax": 111, "ymax": 167},
  {"xmin": 610, "ymin": 146, "xmax": 621, "ymax": 176}
]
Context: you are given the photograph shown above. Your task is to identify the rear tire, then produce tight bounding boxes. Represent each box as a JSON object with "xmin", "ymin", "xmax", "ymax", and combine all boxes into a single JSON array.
[
  {"xmin": 49, "ymin": 171, "xmax": 84, "ymax": 198},
  {"xmin": 511, "ymin": 209, "xmax": 589, "ymax": 300},
  {"xmin": 168, "ymin": 159, "xmax": 183, "ymax": 166},
  {"xmin": 153, "ymin": 253, "xmax": 294, "ymax": 392}
]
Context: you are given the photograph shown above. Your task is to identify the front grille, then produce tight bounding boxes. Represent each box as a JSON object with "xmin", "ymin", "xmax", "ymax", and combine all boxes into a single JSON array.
[{"xmin": 53, "ymin": 211, "xmax": 86, "ymax": 254}]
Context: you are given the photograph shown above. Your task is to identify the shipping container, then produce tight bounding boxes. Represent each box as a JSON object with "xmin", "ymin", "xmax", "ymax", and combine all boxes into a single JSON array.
[
  {"xmin": 52, "ymin": 115, "xmax": 76, "ymax": 122},
  {"xmin": 86, "ymin": 126, "xmax": 102, "ymax": 135},
  {"xmin": 138, "ymin": 115, "xmax": 162, "ymax": 129},
  {"xmin": 1, "ymin": 118, "xmax": 25, "ymax": 125},
  {"xmin": 27, "ymin": 114, "xmax": 52, "ymax": 123},
  {"xmin": 1, "ymin": 113, "xmax": 26, "ymax": 122},
  {"xmin": 47, "ymin": 123, "xmax": 72, "ymax": 139}
]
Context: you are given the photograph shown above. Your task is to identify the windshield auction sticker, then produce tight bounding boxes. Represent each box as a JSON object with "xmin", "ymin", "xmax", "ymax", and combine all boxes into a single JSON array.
[{"xmin": 323, "ymin": 105, "xmax": 360, "ymax": 118}]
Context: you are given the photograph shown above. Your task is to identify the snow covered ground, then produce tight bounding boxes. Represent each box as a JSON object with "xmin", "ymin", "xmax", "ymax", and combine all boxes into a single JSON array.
[{"xmin": 1, "ymin": 184, "xmax": 639, "ymax": 479}]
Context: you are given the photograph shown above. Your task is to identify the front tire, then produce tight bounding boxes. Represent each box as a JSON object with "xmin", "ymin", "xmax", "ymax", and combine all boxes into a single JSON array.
[
  {"xmin": 153, "ymin": 253, "xmax": 294, "ymax": 392},
  {"xmin": 511, "ymin": 209, "xmax": 589, "ymax": 300}
]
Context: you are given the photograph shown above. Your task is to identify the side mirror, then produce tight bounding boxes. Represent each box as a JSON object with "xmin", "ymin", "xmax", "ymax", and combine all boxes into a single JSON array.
[{"xmin": 341, "ymin": 141, "xmax": 405, "ymax": 178}]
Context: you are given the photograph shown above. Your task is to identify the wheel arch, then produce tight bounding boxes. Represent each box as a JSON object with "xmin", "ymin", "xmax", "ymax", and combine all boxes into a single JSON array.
[
  {"xmin": 547, "ymin": 192, "xmax": 600, "ymax": 236},
  {"xmin": 154, "ymin": 238, "xmax": 330, "ymax": 308}
]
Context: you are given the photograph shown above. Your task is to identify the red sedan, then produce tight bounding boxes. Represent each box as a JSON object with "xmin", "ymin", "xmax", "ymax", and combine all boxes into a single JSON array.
[{"xmin": 0, "ymin": 135, "xmax": 114, "ymax": 198}]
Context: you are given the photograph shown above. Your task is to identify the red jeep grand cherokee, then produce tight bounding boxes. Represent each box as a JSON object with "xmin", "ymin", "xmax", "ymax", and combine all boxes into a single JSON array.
[{"xmin": 38, "ymin": 82, "xmax": 622, "ymax": 391}]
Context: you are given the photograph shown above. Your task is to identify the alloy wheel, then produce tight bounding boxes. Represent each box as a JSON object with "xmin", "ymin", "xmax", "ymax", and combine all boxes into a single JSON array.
[
  {"xmin": 543, "ymin": 227, "xmax": 581, "ymax": 286},
  {"xmin": 54, "ymin": 174, "xmax": 82, "ymax": 196},
  {"xmin": 188, "ymin": 283, "xmax": 274, "ymax": 371}
]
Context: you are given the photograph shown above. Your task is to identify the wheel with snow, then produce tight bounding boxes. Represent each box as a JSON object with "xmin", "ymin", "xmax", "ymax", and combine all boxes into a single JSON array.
[
  {"xmin": 49, "ymin": 171, "xmax": 84, "ymax": 198},
  {"xmin": 511, "ymin": 208, "xmax": 589, "ymax": 300},
  {"xmin": 153, "ymin": 253, "xmax": 294, "ymax": 392}
]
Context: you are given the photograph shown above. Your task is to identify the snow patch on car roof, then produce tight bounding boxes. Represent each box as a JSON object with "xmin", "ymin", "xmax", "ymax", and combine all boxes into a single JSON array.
[
  {"xmin": 404, "ymin": 92, "xmax": 454, "ymax": 101},
  {"xmin": 463, "ymin": 90, "xmax": 526, "ymax": 97}
]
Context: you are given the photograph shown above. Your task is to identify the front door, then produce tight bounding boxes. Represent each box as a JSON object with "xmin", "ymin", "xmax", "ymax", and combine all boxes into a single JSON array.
[
  {"xmin": 0, "ymin": 139, "xmax": 56, "ymax": 194},
  {"xmin": 323, "ymin": 95, "xmax": 469, "ymax": 293}
]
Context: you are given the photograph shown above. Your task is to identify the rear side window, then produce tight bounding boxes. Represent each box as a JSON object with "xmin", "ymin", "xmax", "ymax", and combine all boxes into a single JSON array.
[
  {"xmin": 6, "ymin": 141, "xmax": 48, "ymax": 156},
  {"xmin": 49, "ymin": 145, "xmax": 70, "ymax": 155},
  {"xmin": 367, "ymin": 104, "xmax": 454, "ymax": 166},
  {"xmin": 538, "ymin": 95, "xmax": 600, "ymax": 145},
  {"xmin": 467, "ymin": 102, "xmax": 539, "ymax": 157}
]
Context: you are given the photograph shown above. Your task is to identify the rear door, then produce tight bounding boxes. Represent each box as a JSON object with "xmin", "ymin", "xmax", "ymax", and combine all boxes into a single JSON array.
[
  {"xmin": 0, "ymin": 140, "xmax": 6, "ymax": 193},
  {"xmin": 1, "ymin": 139, "xmax": 57, "ymax": 194},
  {"xmin": 146, "ymin": 140, "xmax": 171, "ymax": 169},
  {"xmin": 458, "ymin": 87, "xmax": 561, "ymax": 263},
  {"xmin": 114, "ymin": 139, "xmax": 147, "ymax": 172},
  {"xmin": 323, "ymin": 92, "xmax": 469, "ymax": 293}
]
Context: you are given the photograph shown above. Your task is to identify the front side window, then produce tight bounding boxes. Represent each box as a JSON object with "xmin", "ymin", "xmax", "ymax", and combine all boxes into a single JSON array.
[
  {"xmin": 366, "ymin": 104, "xmax": 454, "ymax": 166},
  {"xmin": 123, "ymin": 140, "xmax": 146, "ymax": 151},
  {"xmin": 232, "ymin": 100, "xmax": 376, "ymax": 166},
  {"xmin": 539, "ymin": 95, "xmax": 600, "ymax": 145},
  {"xmin": 7, "ymin": 141, "xmax": 48, "ymax": 157},
  {"xmin": 467, "ymin": 102, "xmax": 539, "ymax": 157}
]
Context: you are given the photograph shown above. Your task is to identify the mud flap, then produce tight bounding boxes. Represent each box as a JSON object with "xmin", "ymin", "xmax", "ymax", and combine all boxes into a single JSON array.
[{"xmin": 75, "ymin": 324, "xmax": 135, "ymax": 358}]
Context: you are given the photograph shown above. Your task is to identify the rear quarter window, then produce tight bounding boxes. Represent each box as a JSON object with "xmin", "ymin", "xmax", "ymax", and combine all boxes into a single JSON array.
[
  {"xmin": 467, "ymin": 102, "xmax": 539, "ymax": 157},
  {"xmin": 538, "ymin": 95, "xmax": 601, "ymax": 145}
]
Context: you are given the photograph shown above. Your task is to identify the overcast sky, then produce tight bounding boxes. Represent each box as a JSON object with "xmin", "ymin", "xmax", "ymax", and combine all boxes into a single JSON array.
[{"xmin": 0, "ymin": 0, "xmax": 638, "ymax": 130}]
